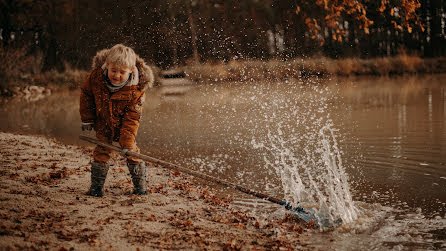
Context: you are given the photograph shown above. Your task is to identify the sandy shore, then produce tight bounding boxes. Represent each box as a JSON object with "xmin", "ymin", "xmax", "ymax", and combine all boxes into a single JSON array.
[{"xmin": 0, "ymin": 132, "xmax": 309, "ymax": 250}]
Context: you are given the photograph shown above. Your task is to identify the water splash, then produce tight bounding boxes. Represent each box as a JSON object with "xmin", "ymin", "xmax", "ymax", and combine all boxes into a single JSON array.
[
  {"xmin": 179, "ymin": 81, "xmax": 358, "ymax": 227},
  {"xmin": 252, "ymin": 120, "xmax": 357, "ymax": 226},
  {"xmin": 240, "ymin": 81, "xmax": 359, "ymax": 227},
  {"xmin": 316, "ymin": 124, "xmax": 358, "ymax": 223}
]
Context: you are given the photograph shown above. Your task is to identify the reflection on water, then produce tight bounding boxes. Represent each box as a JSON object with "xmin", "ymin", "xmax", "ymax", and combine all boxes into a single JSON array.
[
  {"xmin": 336, "ymin": 76, "xmax": 446, "ymax": 218},
  {"xmin": 1, "ymin": 75, "xmax": 445, "ymax": 249},
  {"xmin": 0, "ymin": 89, "xmax": 81, "ymax": 143}
]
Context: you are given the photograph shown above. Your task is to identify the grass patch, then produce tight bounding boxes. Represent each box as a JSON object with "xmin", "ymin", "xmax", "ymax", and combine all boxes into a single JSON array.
[{"xmin": 184, "ymin": 56, "xmax": 446, "ymax": 83}]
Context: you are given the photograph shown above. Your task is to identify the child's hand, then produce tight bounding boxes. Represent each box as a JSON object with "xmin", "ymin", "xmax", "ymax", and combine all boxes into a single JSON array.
[
  {"xmin": 81, "ymin": 122, "xmax": 93, "ymax": 131},
  {"xmin": 120, "ymin": 148, "xmax": 130, "ymax": 157}
]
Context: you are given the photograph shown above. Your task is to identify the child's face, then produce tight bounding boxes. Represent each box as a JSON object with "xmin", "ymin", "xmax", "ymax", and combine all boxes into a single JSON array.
[{"xmin": 107, "ymin": 64, "xmax": 133, "ymax": 85}]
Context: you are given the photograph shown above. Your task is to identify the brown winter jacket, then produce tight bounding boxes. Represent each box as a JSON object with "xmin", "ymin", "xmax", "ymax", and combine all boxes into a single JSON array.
[{"xmin": 79, "ymin": 49, "xmax": 154, "ymax": 148}]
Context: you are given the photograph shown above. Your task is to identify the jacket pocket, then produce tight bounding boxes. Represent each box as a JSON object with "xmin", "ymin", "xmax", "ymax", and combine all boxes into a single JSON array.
[{"xmin": 110, "ymin": 93, "xmax": 132, "ymax": 118}]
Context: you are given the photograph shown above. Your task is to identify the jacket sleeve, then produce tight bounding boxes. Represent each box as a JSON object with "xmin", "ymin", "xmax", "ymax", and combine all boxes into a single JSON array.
[
  {"xmin": 119, "ymin": 91, "xmax": 145, "ymax": 148},
  {"xmin": 79, "ymin": 72, "xmax": 97, "ymax": 123}
]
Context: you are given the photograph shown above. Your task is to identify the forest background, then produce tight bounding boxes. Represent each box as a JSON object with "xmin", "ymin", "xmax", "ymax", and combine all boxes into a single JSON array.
[{"xmin": 1, "ymin": 0, "xmax": 446, "ymax": 88}]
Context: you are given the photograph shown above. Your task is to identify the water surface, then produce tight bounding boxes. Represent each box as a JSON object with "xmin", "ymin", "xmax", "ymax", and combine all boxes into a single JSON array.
[{"xmin": 1, "ymin": 75, "xmax": 445, "ymax": 249}]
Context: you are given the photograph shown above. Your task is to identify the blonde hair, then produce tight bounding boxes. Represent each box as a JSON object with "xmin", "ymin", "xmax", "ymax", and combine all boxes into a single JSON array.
[{"xmin": 105, "ymin": 44, "xmax": 136, "ymax": 69}]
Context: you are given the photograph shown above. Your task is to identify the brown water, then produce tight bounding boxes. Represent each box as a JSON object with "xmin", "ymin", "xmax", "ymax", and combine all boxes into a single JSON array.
[{"xmin": 1, "ymin": 75, "xmax": 445, "ymax": 249}]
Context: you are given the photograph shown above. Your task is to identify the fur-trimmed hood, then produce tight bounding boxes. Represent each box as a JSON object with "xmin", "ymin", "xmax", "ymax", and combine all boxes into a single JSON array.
[{"xmin": 91, "ymin": 48, "xmax": 154, "ymax": 90}]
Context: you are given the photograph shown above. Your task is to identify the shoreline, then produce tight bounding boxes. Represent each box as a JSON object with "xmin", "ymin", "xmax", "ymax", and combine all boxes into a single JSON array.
[
  {"xmin": 0, "ymin": 131, "xmax": 308, "ymax": 250},
  {"xmin": 183, "ymin": 56, "xmax": 446, "ymax": 83},
  {"xmin": 1, "ymin": 56, "xmax": 445, "ymax": 98}
]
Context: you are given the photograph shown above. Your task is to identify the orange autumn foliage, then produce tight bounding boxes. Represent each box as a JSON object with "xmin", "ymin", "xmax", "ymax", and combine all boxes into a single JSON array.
[{"xmin": 296, "ymin": 0, "xmax": 421, "ymax": 43}]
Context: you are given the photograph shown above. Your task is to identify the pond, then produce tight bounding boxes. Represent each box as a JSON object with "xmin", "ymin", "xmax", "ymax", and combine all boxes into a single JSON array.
[{"xmin": 1, "ymin": 74, "xmax": 445, "ymax": 249}]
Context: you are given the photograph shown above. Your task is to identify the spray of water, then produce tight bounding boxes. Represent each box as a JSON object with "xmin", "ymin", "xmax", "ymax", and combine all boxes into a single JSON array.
[
  {"xmin": 181, "ymin": 80, "xmax": 358, "ymax": 226},
  {"xmin": 247, "ymin": 82, "xmax": 358, "ymax": 226},
  {"xmin": 251, "ymin": 121, "xmax": 357, "ymax": 225}
]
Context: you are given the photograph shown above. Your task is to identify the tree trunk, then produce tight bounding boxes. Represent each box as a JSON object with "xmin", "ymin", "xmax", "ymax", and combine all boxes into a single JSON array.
[
  {"xmin": 185, "ymin": 0, "xmax": 199, "ymax": 63},
  {"xmin": 1, "ymin": 0, "xmax": 13, "ymax": 46},
  {"xmin": 168, "ymin": 5, "xmax": 178, "ymax": 66}
]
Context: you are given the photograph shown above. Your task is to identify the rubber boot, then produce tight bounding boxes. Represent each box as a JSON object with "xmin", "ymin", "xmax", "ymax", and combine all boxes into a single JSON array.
[
  {"xmin": 88, "ymin": 161, "xmax": 109, "ymax": 197},
  {"xmin": 128, "ymin": 162, "xmax": 147, "ymax": 195}
]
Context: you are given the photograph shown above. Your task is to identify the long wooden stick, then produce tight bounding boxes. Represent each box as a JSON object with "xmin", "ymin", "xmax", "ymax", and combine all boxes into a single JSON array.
[{"xmin": 79, "ymin": 135, "xmax": 284, "ymax": 205}]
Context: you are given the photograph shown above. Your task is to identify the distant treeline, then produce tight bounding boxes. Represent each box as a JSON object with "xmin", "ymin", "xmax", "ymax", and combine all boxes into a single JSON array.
[{"xmin": 1, "ymin": 0, "xmax": 445, "ymax": 72}]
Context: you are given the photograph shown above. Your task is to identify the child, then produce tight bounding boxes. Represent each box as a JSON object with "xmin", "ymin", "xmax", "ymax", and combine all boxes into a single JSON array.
[{"xmin": 79, "ymin": 44, "xmax": 154, "ymax": 197}]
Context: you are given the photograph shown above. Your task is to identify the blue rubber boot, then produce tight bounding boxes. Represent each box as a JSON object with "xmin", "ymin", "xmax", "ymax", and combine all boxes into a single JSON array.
[
  {"xmin": 128, "ymin": 162, "xmax": 147, "ymax": 195},
  {"xmin": 88, "ymin": 161, "xmax": 109, "ymax": 197}
]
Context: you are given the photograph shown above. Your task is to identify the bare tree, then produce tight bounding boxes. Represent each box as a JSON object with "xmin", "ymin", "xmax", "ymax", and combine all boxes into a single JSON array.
[{"xmin": 185, "ymin": 0, "xmax": 199, "ymax": 63}]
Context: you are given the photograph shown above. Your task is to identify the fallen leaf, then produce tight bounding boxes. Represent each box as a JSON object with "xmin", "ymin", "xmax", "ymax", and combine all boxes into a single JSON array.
[{"xmin": 147, "ymin": 214, "xmax": 157, "ymax": 221}]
